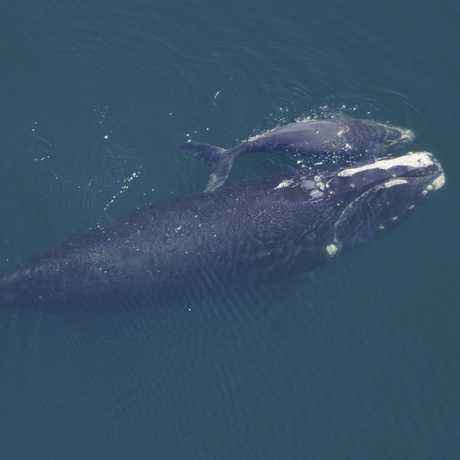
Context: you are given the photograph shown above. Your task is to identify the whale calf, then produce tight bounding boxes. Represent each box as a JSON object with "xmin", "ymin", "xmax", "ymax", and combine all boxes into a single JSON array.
[
  {"xmin": 180, "ymin": 117, "xmax": 415, "ymax": 191},
  {"xmin": 0, "ymin": 152, "xmax": 444, "ymax": 309}
]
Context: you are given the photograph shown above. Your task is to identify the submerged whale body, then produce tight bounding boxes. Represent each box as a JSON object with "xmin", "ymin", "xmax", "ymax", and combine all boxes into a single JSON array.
[
  {"xmin": 180, "ymin": 116, "xmax": 415, "ymax": 191},
  {"xmin": 0, "ymin": 152, "xmax": 444, "ymax": 309}
]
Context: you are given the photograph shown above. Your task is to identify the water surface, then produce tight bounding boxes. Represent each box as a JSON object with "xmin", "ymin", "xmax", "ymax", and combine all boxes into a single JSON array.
[{"xmin": 1, "ymin": 1, "xmax": 459, "ymax": 458}]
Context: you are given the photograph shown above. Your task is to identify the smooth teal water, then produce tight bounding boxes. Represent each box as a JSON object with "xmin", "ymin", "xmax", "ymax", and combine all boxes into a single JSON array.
[{"xmin": 1, "ymin": 1, "xmax": 459, "ymax": 458}]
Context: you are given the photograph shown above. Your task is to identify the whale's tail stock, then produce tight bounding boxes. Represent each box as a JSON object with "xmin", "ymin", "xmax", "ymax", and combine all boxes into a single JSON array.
[{"xmin": 179, "ymin": 142, "xmax": 237, "ymax": 192}]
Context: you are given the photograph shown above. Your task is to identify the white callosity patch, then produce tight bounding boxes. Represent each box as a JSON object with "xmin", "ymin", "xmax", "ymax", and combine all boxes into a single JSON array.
[
  {"xmin": 424, "ymin": 173, "xmax": 446, "ymax": 194},
  {"xmin": 430, "ymin": 173, "xmax": 446, "ymax": 191},
  {"xmin": 337, "ymin": 151, "xmax": 434, "ymax": 177},
  {"xmin": 325, "ymin": 243, "xmax": 339, "ymax": 257},
  {"xmin": 299, "ymin": 178, "xmax": 316, "ymax": 191},
  {"xmin": 275, "ymin": 176, "xmax": 326, "ymax": 200},
  {"xmin": 314, "ymin": 175, "xmax": 326, "ymax": 191},
  {"xmin": 310, "ymin": 189, "xmax": 324, "ymax": 199},
  {"xmin": 274, "ymin": 178, "xmax": 295, "ymax": 190},
  {"xmin": 383, "ymin": 178, "xmax": 409, "ymax": 188}
]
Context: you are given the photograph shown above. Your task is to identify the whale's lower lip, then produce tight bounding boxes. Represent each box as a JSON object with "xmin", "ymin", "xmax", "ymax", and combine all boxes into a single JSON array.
[
  {"xmin": 383, "ymin": 171, "xmax": 446, "ymax": 193},
  {"xmin": 424, "ymin": 172, "xmax": 446, "ymax": 192},
  {"xmin": 431, "ymin": 172, "xmax": 446, "ymax": 190}
]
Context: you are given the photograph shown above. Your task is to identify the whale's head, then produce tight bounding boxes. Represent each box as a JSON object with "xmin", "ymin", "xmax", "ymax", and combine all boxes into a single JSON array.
[
  {"xmin": 320, "ymin": 151, "xmax": 445, "ymax": 256},
  {"xmin": 345, "ymin": 118, "xmax": 415, "ymax": 153}
]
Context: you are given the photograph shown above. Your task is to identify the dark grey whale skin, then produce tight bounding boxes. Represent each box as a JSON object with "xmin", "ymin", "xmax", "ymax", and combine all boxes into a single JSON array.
[
  {"xmin": 181, "ymin": 117, "xmax": 415, "ymax": 191},
  {"xmin": 236, "ymin": 118, "xmax": 411, "ymax": 157},
  {"xmin": 0, "ymin": 182, "xmax": 337, "ymax": 309},
  {"xmin": 0, "ymin": 152, "xmax": 443, "ymax": 309}
]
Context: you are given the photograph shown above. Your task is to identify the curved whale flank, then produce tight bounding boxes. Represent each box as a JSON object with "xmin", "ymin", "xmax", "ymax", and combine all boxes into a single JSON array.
[
  {"xmin": 0, "ymin": 152, "xmax": 443, "ymax": 309},
  {"xmin": 180, "ymin": 117, "xmax": 415, "ymax": 191}
]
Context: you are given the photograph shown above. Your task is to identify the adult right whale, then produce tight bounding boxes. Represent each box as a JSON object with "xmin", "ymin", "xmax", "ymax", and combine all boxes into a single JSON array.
[
  {"xmin": 180, "ymin": 116, "xmax": 415, "ymax": 191},
  {"xmin": 0, "ymin": 151, "xmax": 444, "ymax": 309}
]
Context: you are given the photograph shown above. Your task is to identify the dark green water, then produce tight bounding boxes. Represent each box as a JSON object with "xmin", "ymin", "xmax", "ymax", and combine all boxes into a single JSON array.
[{"xmin": 1, "ymin": 1, "xmax": 459, "ymax": 458}]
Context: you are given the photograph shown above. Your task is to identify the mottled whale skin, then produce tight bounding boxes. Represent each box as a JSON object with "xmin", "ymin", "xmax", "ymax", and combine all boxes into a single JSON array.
[
  {"xmin": 0, "ymin": 152, "xmax": 444, "ymax": 309},
  {"xmin": 181, "ymin": 116, "xmax": 415, "ymax": 191}
]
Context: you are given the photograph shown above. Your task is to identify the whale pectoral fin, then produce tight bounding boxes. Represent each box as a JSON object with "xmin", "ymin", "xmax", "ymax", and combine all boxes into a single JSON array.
[{"xmin": 179, "ymin": 142, "xmax": 237, "ymax": 192}]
